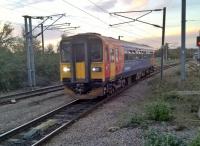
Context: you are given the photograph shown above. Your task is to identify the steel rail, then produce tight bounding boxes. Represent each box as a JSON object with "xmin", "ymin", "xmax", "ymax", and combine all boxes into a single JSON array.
[
  {"xmin": 0, "ymin": 98, "xmax": 109, "ymax": 146},
  {"xmin": 0, "ymin": 100, "xmax": 79, "ymax": 143},
  {"xmin": 0, "ymin": 84, "xmax": 64, "ymax": 105}
]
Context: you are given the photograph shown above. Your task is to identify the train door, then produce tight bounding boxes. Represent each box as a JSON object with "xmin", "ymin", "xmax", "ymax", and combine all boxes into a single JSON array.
[
  {"xmin": 105, "ymin": 47, "xmax": 110, "ymax": 80},
  {"xmin": 110, "ymin": 48, "xmax": 116, "ymax": 80},
  {"xmin": 115, "ymin": 48, "xmax": 119, "ymax": 74},
  {"xmin": 72, "ymin": 42, "xmax": 89, "ymax": 82}
]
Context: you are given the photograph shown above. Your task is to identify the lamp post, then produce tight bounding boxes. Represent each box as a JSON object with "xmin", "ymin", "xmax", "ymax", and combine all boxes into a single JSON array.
[
  {"xmin": 160, "ymin": 7, "xmax": 166, "ymax": 80},
  {"xmin": 181, "ymin": 0, "xmax": 186, "ymax": 80}
]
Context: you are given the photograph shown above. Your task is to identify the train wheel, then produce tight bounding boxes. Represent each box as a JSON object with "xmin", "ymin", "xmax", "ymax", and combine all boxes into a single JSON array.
[
  {"xmin": 106, "ymin": 84, "xmax": 113, "ymax": 96},
  {"xmin": 136, "ymin": 73, "xmax": 140, "ymax": 80},
  {"xmin": 109, "ymin": 86, "xmax": 115, "ymax": 96},
  {"xmin": 121, "ymin": 79, "xmax": 126, "ymax": 88},
  {"xmin": 145, "ymin": 70, "xmax": 150, "ymax": 76},
  {"xmin": 103, "ymin": 86, "xmax": 107, "ymax": 96}
]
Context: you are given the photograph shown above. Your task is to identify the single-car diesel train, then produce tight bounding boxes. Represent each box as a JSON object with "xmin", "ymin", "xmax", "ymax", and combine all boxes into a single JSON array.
[{"xmin": 60, "ymin": 33, "xmax": 155, "ymax": 99}]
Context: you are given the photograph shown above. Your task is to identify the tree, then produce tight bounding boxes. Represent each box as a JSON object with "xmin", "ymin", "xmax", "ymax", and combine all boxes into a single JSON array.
[
  {"xmin": 11, "ymin": 37, "xmax": 25, "ymax": 53},
  {"xmin": 0, "ymin": 22, "xmax": 60, "ymax": 91},
  {"xmin": 46, "ymin": 43, "xmax": 54, "ymax": 54},
  {"xmin": 56, "ymin": 42, "xmax": 60, "ymax": 53},
  {"xmin": 0, "ymin": 23, "xmax": 15, "ymax": 48}
]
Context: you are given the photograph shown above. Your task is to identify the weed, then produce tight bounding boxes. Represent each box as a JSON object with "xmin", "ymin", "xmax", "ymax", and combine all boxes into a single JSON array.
[
  {"xmin": 145, "ymin": 102, "xmax": 172, "ymax": 121},
  {"xmin": 190, "ymin": 134, "xmax": 200, "ymax": 146},
  {"xmin": 145, "ymin": 129, "xmax": 186, "ymax": 146},
  {"xmin": 121, "ymin": 114, "xmax": 146, "ymax": 128}
]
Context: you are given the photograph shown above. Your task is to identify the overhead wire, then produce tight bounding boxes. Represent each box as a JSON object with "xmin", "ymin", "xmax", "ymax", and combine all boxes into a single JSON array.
[
  {"xmin": 86, "ymin": 0, "xmax": 160, "ymax": 45},
  {"xmin": 61, "ymin": 0, "xmax": 146, "ymax": 40},
  {"xmin": 87, "ymin": 0, "xmax": 109, "ymax": 13},
  {"xmin": 0, "ymin": 0, "xmax": 159, "ymax": 44},
  {"xmin": 1, "ymin": 0, "xmax": 166, "ymax": 47},
  {"xmin": 62, "ymin": 0, "xmax": 108, "ymax": 25},
  {"xmin": 67, "ymin": 15, "xmax": 140, "ymax": 40},
  {"xmin": 3, "ymin": 1, "xmax": 72, "ymax": 35}
]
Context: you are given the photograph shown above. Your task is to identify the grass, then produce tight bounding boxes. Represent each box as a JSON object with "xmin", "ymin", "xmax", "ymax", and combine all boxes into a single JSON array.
[
  {"xmin": 145, "ymin": 129, "xmax": 186, "ymax": 146},
  {"xmin": 117, "ymin": 65, "xmax": 200, "ymax": 144},
  {"xmin": 190, "ymin": 133, "xmax": 200, "ymax": 146},
  {"xmin": 147, "ymin": 67, "xmax": 200, "ymax": 127},
  {"xmin": 121, "ymin": 114, "xmax": 146, "ymax": 128},
  {"xmin": 121, "ymin": 101, "xmax": 172, "ymax": 129},
  {"xmin": 145, "ymin": 101, "xmax": 172, "ymax": 121},
  {"xmin": 163, "ymin": 92, "xmax": 182, "ymax": 101}
]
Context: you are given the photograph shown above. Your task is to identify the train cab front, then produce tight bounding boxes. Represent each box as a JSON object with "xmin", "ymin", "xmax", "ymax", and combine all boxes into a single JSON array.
[{"xmin": 60, "ymin": 34, "xmax": 104, "ymax": 99}]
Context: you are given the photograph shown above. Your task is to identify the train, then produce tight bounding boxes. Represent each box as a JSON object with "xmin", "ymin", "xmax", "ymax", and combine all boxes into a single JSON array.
[{"xmin": 60, "ymin": 33, "xmax": 155, "ymax": 99}]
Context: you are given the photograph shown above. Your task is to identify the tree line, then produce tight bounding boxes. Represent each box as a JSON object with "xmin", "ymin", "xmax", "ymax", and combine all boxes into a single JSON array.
[
  {"xmin": 0, "ymin": 23, "xmax": 60, "ymax": 92},
  {"xmin": 155, "ymin": 45, "xmax": 197, "ymax": 60}
]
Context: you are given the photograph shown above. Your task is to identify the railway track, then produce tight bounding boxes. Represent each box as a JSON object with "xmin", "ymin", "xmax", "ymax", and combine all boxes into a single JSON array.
[
  {"xmin": 0, "ymin": 63, "xmax": 179, "ymax": 146},
  {"xmin": 0, "ymin": 98, "xmax": 109, "ymax": 146},
  {"xmin": 0, "ymin": 84, "xmax": 64, "ymax": 105}
]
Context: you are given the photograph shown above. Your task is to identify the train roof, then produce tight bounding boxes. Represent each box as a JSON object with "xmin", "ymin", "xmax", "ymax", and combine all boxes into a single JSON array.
[{"xmin": 62, "ymin": 33, "xmax": 155, "ymax": 51}]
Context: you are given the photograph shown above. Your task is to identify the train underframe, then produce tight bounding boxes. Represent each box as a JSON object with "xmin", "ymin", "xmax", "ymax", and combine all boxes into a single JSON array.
[
  {"xmin": 103, "ymin": 66, "xmax": 155, "ymax": 96},
  {"xmin": 63, "ymin": 66, "xmax": 155, "ymax": 99}
]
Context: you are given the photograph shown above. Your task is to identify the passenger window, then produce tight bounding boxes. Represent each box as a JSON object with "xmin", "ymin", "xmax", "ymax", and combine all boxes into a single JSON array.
[
  {"xmin": 125, "ymin": 54, "xmax": 128, "ymax": 60},
  {"xmin": 124, "ymin": 50, "xmax": 128, "ymax": 60},
  {"xmin": 105, "ymin": 47, "xmax": 109, "ymax": 62},
  {"xmin": 115, "ymin": 49, "xmax": 119, "ymax": 63},
  {"xmin": 110, "ymin": 49, "xmax": 115, "ymax": 62}
]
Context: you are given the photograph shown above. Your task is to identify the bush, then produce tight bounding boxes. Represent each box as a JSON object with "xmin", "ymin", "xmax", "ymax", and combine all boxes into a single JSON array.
[
  {"xmin": 145, "ymin": 129, "xmax": 186, "ymax": 146},
  {"xmin": 0, "ymin": 48, "xmax": 60, "ymax": 91},
  {"xmin": 0, "ymin": 23, "xmax": 60, "ymax": 92},
  {"xmin": 0, "ymin": 48, "xmax": 26, "ymax": 91},
  {"xmin": 35, "ymin": 53, "xmax": 60, "ymax": 86},
  {"xmin": 123, "ymin": 114, "xmax": 145, "ymax": 128},
  {"xmin": 145, "ymin": 102, "xmax": 171, "ymax": 121},
  {"xmin": 190, "ymin": 134, "xmax": 200, "ymax": 146}
]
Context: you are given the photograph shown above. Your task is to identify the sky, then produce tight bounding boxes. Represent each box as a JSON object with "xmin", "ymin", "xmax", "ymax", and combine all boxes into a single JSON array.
[{"xmin": 0, "ymin": 0, "xmax": 199, "ymax": 50}]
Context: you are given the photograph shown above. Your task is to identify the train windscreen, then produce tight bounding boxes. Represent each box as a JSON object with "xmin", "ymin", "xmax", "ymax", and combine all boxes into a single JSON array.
[
  {"xmin": 61, "ymin": 38, "xmax": 102, "ymax": 62},
  {"xmin": 88, "ymin": 39, "xmax": 102, "ymax": 62},
  {"xmin": 73, "ymin": 43, "xmax": 85, "ymax": 62}
]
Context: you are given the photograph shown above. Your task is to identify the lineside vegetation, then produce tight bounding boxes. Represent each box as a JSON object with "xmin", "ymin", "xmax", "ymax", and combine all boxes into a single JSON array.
[{"xmin": 0, "ymin": 23, "xmax": 60, "ymax": 92}]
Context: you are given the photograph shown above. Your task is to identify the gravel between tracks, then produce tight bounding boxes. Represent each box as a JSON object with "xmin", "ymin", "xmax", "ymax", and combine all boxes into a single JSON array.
[
  {"xmin": 44, "ymin": 79, "xmax": 152, "ymax": 146},
  {"xmin": 0, "ymin": 90, "xmax": 73, "ymax": 134}
]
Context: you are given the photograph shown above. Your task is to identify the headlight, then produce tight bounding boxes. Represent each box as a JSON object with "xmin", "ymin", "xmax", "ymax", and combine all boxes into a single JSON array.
[
  {"xmin": 92, "ymin": 67, "xmax": 102, "ymax": 72},
  {"xmin": 63, "ymin": 67, "xmax": 70, "ymax": 72}
]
